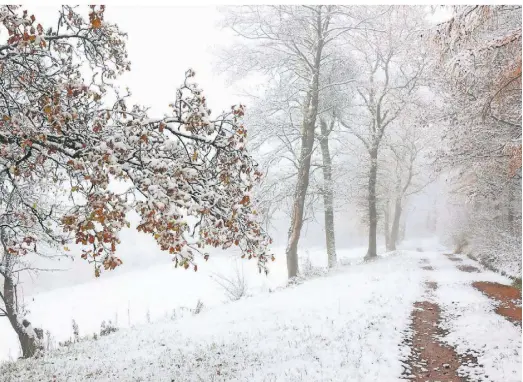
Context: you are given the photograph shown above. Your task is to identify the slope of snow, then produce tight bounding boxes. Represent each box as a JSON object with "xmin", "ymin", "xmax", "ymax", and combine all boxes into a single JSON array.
[
  {"xmin": 2, "ymin": 241, "xmax": 520, "ymax": 382},
  {"xmin": 0, "ymin": 251, "xmax": 426, "ymax": 381},
  {"xmin": 0, "ymin": 245, "xmax": 368, "ymax": 362}
]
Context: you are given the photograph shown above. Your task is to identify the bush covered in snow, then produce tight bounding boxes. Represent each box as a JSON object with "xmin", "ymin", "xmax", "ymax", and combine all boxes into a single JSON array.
[
  {"xmin": 212, "ymin": 261, "xmax": 248, "ymax": 302},
  {"xmin": 299, "ymin": 255, "xmax": 328, "ymax": 279},
  {"xmin": 441, "ymin": 206, "xmax": 522, "ymax": 279},
  {"xmin": 99, "ymin": 320, "xmax": 118, "ymax": 337}
]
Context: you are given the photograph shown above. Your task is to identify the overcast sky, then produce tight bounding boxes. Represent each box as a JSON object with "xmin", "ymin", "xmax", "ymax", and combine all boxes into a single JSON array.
[
  {"xmin": 29, "ymin": 6, "xmax": 240, "ymax": 115},
  {"xmin": 108, "ymin": 6, "xmax": 242, "ymax": 114}
]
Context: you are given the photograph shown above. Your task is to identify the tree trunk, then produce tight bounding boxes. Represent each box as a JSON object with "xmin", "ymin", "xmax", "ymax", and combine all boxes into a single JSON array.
[
  {"xmin": 286, "ymin": 119, "xmax": 315, "ymax": 278},
  {"xmin": 3, "ymin": 275, "xmax": 39, "ymax": 358},
  {"xmin": 399, "ymin": 217, "xmax": 406, "ymax": 242},
  {"xmin": 319, "ymin": 119, "xmax": 336, "ymax": 268},
  {"xmin": 285, "ymin": 9, "xmax": 326, "ymax": 279},
  {"xmin": 389, "ymin": 197, "xmax": 402, "ymax": 250},
  {"xmin": 366, "ymin": 149, "xmax": 378, "ymax": 260},
  {"xmin": 286, "ymin": 87, "xmax": 320, "ymax": 278},
  {"xmin": 384, "ymin": 199, "xmax": 392, "ymax": 251}
]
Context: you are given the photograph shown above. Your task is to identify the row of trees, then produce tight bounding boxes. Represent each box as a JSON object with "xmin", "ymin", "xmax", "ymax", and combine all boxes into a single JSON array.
[
  {"xmin": 433, "ymin": 6, "xmax": 522, "ymax": 275},
  {"xmin": 219, "ymin": 5, "xmax": 521, "ymax": 278},
  {"xmin": 0, "ymin": 6, "xmax": 270, "ymax": 357},
  {"xmin": 219, "ymin": 6, "xmax": 437, "ymax": 278}
]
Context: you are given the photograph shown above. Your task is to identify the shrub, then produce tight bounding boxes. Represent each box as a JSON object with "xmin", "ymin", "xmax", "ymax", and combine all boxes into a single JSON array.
[
  {"xmin": 100, "ymin": 320, "xmax": 118, "ymax": 337},
  {"xmin": 192, "ymin": 300, "xmax": 204, "ymax": 315},
  {"xmin": 212, "ymin": 260, "xmax": 248, "ymax": 302}
]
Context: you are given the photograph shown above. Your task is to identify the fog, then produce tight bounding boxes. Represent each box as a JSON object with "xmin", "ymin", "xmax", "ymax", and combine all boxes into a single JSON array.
[
  {"xmin": 15, "ymin": 6, "xmax": 443, "ymax": 294},
  {"xmin": 0, "ymin": 5, "xmax": 520, "ymax": 369}
]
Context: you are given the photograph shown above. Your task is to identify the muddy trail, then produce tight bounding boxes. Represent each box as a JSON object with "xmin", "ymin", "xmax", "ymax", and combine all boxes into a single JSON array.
[
  {"xmin": 450, "ymin": 255, "xmax": 522, "ymax": 325},
  {"xmin": 402, "ymin": 281, "xmax": 476, "ymax": 381},
  {"xmin": 473, "ymin": 281, "xmax": 522, "ymax": 325},
  {"xmin": 402, "ymin": 253, "xmax": 521, "ymax": 381},
  {"xmin": 448, "ymin": 254, "xmax": 521, "ymax": 325}
]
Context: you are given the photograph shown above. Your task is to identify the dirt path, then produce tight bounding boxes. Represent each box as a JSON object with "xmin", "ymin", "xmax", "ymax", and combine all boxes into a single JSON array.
[
  {"xmin": 444, "ymin": 254, "xmax": 462, "ymax": 262},
  {"xmin": 444, "ymin": 254, "xmax": 482, "ymax": 273},
  {"xmin": 450, "ymin": 255, "xmax": 522, "ymax": 325},
  {"xmin": 456, "ymin": 265, "xmax": 481, "ymax": 273},
  {"xmin": 444, "ymin": 255, "xmax": 480, "ymax": 273},
  {"xmin": 402, "ymin": 279, "xmax": 473, "ymax": 381},
  {"xmin": 400, "ymin": 253, "xmax": 515, "ymax": 381},
  {"xmin": 473, "ymin": 281, "xmax": 522, "ymax": 325}
]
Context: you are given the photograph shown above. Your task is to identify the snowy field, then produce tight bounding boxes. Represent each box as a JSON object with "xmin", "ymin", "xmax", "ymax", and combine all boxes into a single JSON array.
[
  {"xmin": 1, "ymin": 238, "xmax": 520, "ymax": 382},
  {"xmin": 1, "ymin": 248, "xmax": 423, "ymax": 381},
  {"xmin": 0, "ymin": 245, "xmax": 369, "ymax": 362}
]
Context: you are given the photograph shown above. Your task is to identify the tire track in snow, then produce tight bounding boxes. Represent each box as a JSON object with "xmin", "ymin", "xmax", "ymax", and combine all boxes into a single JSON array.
[
  {"xmin": 430, "ymin": 252, "xmax": 521, "ymax": 381},
  {"xmin": 401, "ymin": 256, "xmax": 481, "ymax": 381}
]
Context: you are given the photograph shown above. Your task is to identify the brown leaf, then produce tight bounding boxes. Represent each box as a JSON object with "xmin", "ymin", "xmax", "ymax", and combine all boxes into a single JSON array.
[{"xmin": 91, "ymin": 17, "xmax": 102, "ymax": 29}]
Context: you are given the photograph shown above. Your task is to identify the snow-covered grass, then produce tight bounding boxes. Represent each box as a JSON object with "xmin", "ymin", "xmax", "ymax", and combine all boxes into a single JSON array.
[
  {"xmin": 0, "ymin": 245, "xmax": 367, "ymax": 362},
  {"xmin": 2, "ymin": 240, "xmax": 520, "ymax": 382},
  {"xmin": 1, "ymin": 250, "xmax": 426, "ymax": 381}
]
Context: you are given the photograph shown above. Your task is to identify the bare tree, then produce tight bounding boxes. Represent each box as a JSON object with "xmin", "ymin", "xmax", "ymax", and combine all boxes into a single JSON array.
[
  {"xmin": 219, "ymin": 6, "xmax": 372, "ymax": 277},
  {"xmin": 339, "ymin": 6, "xmax": 427, "ymax": 259},
  {"xmin": 381, "ymin": 119, "xmax": 435, "ymax": 250}
]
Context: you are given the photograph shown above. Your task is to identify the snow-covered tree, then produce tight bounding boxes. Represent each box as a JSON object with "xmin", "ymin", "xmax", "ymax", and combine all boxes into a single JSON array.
[
  {"xmin": 0, "ymin": 5, "xmax": 270, "ymax": 357},
  {"xmin": 219, "ymin": 5, "xmax": 369, "ymax": 276},
  {"xmin": 380, "ymin": 117, "xmax": 435, "ymax": 250},
  {"xmin": 432, "ymin": 5, "xmax": 521, "ymax": 274},
  {"xmin": 338, "ymin": 6, "xmax": 428, "ymax": 259}
]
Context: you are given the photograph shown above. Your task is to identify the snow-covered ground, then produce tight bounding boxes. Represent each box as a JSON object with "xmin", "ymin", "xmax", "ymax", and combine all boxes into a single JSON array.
[
  {"xmin": 0, "ymin": 245, "xmax": 368, "ymax": 362},
  {"xmin": 430, "ymin": 254, "xmax": 521, "ymax": 381},
  {"xmin": 1, "ymin": 249, "xmax": 425, "ymax": 381},
  {"xmin": 1, "ymin": 239, "xmax": 520, "ymax": 382}
]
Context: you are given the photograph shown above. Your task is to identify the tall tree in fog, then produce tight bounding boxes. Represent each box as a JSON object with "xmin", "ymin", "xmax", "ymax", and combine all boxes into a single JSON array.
[
  {"xmin": 219, "ymin": 6, "xmax": 369, "ymax": 276},
  {"xmin": 381, "ymin": 118, "xmax": 435, "ymax": 250},
  {"xmin": 318, "ymin": 116, "xmax": 336, "ymax": 267},
  {"xmin": 338, "ymin": 7, "xmax": 427, "ymax": 259}
]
